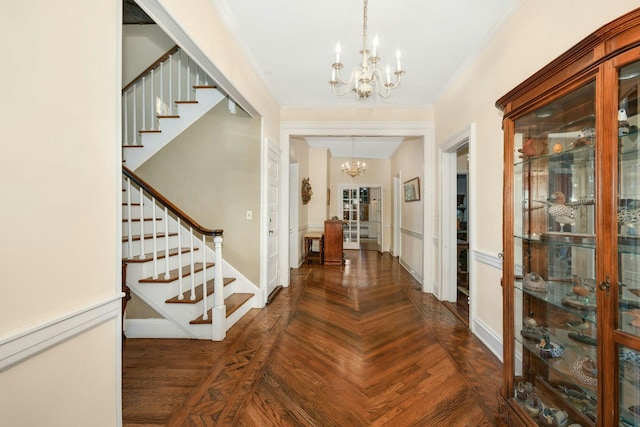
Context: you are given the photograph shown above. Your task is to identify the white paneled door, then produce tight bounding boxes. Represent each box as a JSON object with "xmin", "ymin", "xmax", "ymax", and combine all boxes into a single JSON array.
[{"xmin": 267, "ymin": 146, "xmax": 280, "ymax": 296}]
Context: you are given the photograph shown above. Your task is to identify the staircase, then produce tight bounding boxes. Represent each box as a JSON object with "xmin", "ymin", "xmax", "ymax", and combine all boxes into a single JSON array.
[
  {"xmin": 122, "ymin": 167, "xmax": 259, "ymax": 340},
  {"xmin": 121, "ymin": 47, "xmax": 259, "ymax": 341},
  {"xmin": 122, "ymin": 45, "xmax": 226, "ymax": 170}
]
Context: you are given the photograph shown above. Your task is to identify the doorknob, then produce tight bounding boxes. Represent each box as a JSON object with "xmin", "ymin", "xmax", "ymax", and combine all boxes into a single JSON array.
[{"xmin": 269, "ymin": 229, "xmax": 274, "ymax": 234}]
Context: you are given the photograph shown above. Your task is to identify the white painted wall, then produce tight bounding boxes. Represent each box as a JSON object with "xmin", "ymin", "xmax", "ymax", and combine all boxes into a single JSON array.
[
  {"xmin": 0, "ymin": 0, "xmax": 121, "ymax": 425},
  {"xmin": 307, "ymin": 147, "xmax": 330, "ymax": 228},
  {"xmin": 290, "ymin": 137, "xmax": 310, "ymax": 265},
  {"xmin": 434, "ymin": 0, "xmax": 640, "ymax": 355}
]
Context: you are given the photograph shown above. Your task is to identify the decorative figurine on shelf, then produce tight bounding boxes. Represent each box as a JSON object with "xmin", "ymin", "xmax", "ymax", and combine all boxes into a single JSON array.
[
  {"xmin": 539, "ymin": 333, "xmax": 565, "ymax": 358},
  {"xmin": 561, "ymin": 275, "xmax": 597, "ymax": 311},
  {"xmin": 572, "ymin": 126, "xmax": 596, "ymax": 147},
  {"xmin": 618, "ymin": 198, "xmax": 640, "ymax": 229},
  {"xmin": 619, "ymin": 108, "xmax": 631, "ymax": 136},
  {"xmin": 536, "ymin": 192, "xmax": 595, "ymax": 232},
  {"xmin": 522, "ymin": 272, "xmax": 547, "ymax": 293},
  {"xmin": 517, "ymin": 138, "xmax": 548, "ymax": 158},
  {"xmin": 567, "ymin": 316, "xmax": 597, "ymax": 346},
  {"xmin": 524, "ymin": 393, "xmax": 543, "ymax": 417},
  {"xmin": 538, "ymin": 407, "xmax": 569, "ymax": 427},
  {"xmin": 521, "ymin": 311, "xmax": 544, "ymax": 341}
]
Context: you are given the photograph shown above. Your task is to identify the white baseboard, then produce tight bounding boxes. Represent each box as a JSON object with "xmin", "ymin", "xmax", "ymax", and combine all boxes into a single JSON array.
[
  {"xmin": 471, "ymin": 316, "xmax": 503, "ymax": 362},
  {"xmin": 399, "ymin": 258, "xmax": 423, "ymax": 284},
  {"xmin": 125, "ymin": 318, "xmax": 190, "ymax": 338}
]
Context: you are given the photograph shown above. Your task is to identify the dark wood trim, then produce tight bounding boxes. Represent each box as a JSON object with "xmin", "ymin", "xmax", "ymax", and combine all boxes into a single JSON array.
[
  {"xmin": 122, "ymin": 165, "xmax": 223, "ymax": 237},
  {"xmin": 122, "ymin": 45, "xmax": 180, "ymax": 93}
]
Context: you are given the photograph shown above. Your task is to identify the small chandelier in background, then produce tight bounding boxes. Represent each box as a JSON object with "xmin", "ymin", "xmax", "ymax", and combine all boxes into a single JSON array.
[
  {"xmin": 329, "ymin": 0, "xmax": 405, "ymax": 100},
  {"xmin": 342, "ymin": 139, "xmax": 367, "ymax": 178}
]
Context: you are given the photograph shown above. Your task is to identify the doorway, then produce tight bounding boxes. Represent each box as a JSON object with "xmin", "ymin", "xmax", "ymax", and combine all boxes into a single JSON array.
[
  {"xmin": 455, "ymin": 151, "xmax": 470, "ymax": 322},
  {"xmin": 440, "ymin": 124, "xmax": 475, "ymax": 327},
  {"xmin": 340, "ymin": 185, "xmax": 383, "ymax": 251}
]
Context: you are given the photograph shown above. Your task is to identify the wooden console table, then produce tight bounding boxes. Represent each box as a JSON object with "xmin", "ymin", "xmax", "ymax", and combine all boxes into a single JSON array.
[{"xmin": 304, "ymin": 232, "xmax": 324, "ymax": 264}]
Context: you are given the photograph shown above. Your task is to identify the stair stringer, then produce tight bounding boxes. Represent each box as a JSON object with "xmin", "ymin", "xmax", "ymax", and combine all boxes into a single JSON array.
[
  {"xmin": 124, "ymin": 87, "xmax": 226, "ymax": 171},
  {"xmin": 123, "ymin": 185, "xmax": 261, "ymax": 340}
]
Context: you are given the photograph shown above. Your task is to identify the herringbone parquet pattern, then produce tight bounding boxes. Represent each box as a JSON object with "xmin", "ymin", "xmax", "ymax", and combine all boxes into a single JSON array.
[{"xmin": 122, "ymin": 251, "xmax": 505, "ymax": 426}]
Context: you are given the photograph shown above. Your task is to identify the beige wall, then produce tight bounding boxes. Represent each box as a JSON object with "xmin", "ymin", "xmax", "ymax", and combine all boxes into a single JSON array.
[
  {"xmin": 0, "ymin": 0, "xmax": 121, "ymax": 424},
  {"xmin": 136, "ymin": 101, "xmax": 261, "ymax": 285},
  {"xmin": 122, "ymin": 24, "xmax": 175, "ymax": 86},
  {"xmin": 151, "ymin": 0, "xmax": 281, "ymax": 144},
  {"xmin": 390, "ymin": 138, "xmax": 424, "ymax": 276},
  {"xmin": 307, "ymin": 147, "xmax": 330, "ymax": 227},
  {"xmin": 434, "ymin": 1, "xmax": 640, "ymax": 344}
]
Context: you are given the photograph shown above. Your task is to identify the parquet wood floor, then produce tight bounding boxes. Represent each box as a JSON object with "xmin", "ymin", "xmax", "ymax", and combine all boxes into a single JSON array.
[{"xmin": 122, "ymin": 251, "xmax": 506, "ymax": 426}]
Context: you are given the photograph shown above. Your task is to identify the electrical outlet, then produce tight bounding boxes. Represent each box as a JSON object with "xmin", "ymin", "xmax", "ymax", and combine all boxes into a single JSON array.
[{"xmin": 246, "ymin": 210, "xmax": 252, "ymax": 220}]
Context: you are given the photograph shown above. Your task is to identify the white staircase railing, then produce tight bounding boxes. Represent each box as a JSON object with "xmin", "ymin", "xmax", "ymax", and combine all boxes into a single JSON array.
[
  {"xmin": 122, "ymin": 165, "xmax": 227, "ymax": 340},
  {"xmin": 122, "ymin": 45, "xmax": 216, "ymax": 147}
]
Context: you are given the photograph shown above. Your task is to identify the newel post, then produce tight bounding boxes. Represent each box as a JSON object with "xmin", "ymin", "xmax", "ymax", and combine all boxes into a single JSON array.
[{"xmin": 212, "ymin": 230, "xmax": 226, "ymax": 341}]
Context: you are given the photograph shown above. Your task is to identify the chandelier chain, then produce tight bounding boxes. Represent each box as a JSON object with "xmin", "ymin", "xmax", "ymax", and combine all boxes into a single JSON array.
[
  {"xmin": 329, "ymin": 0, "xmax": 405, "ymax": 100},
  {"xmin": 362, "ymin": 0, "xmax": 368, "ymax": 51}
]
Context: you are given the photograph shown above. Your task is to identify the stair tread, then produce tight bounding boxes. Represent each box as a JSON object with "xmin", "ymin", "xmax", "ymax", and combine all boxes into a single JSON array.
[
  {"xmin": 165, "ymin": 277, "xmax": 236, "ymax": 304},
  {"xmin": 157, "ymin": 115, "xmax": 180, "ymax": 119},
  {"xmin": 189, "ymin": 293, "xmax": 253, "ymax": 324},
  {"xmin": 138, "ymin": 262, "xmax": 215, "ymax": 283},
  {"xmin": 122, "ymin": 217, "xmax": 161, "ymax": 223},
  {"xmin": 123, "ymin": 247, "xmax": 197, "ymax": 263},
  {"xmin": 175, "ymin": 100, "xmax": 198, "ymax": 104},
  {"xmin": 122, "ymin": 231, "xmax": 178, "ymax": 243},
  {"xmin": 139, "ymin": 129, "xmax": 162, "ymax": 134},
  {"xmin": 122, "ymin": 145, "xmax": 144, "ymax": 148},
  {"xmin": 193, "ymin": 85, "xmax": 217, "ymax": 89}
]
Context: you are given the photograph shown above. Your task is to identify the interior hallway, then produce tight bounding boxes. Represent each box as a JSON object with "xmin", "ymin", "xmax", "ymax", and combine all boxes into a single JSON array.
[{"xmin": 122, "ymin": 251, "xmax": 505, "ymax": 426}]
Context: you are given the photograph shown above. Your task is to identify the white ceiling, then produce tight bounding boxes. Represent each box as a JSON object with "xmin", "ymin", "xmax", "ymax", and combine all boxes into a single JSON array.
[{"xmin": 209, "ymin": 0, "xmax": 520, "ymax": 155}]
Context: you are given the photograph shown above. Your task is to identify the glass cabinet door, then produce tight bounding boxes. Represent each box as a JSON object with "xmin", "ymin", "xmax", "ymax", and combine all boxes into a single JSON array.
[
  {"xmin": 512, "ymin": 81, "xmax": 599, "ymax": 426},
  {"xmin": 616, "ymin": 59, "xmax": 640, "ymax": 427}
]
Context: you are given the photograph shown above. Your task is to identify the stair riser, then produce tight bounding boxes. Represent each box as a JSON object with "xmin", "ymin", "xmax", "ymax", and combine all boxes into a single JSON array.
[
  {"xmin": 136, "ymin": 256, "xmax": 215, "ymax": 280},
  {"xmin": 130, "ymin": 279, "xmax": 237, "ymax": 314},
  {"xmin": 122, "ymin": 235, "xmax": 182, "ymax": 257},
  {"xmin": 122, "ymin": 221, "xmax": 168, "ymax": 236}
]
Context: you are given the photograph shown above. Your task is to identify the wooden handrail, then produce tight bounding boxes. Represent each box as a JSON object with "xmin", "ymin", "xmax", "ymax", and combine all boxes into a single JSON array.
[
  {"xmin": 122, "ymin": 165, "xmax": 223, "ymax": 237},
  {"xmin": 122, "ymin": 45, "xmax": 181, "ymax": 93}
]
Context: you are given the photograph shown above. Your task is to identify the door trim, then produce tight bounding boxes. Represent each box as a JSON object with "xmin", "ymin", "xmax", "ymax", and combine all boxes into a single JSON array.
[{"xmin": 439, "ymin": 124, "xmax": 476, "ymax": 327}]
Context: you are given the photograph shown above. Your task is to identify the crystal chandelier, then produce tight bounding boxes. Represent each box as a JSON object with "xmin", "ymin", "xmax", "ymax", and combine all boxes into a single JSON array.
[
  {"xmin": 329, "ymin": 0, "xmax": 405, "ymax": 100},
  {"xmin": 342, "ymin": 139, "xmax": 367, "ymax": 177}
]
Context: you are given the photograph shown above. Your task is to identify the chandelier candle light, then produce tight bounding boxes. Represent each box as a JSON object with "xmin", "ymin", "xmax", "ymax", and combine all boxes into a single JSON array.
[
  {"xmin": 329, "ymin": 0, "xmax": 405, "ymax": 100},
  {"xmin": 342, "ymin": 139, "xmax": 367, "ymax": 178}
]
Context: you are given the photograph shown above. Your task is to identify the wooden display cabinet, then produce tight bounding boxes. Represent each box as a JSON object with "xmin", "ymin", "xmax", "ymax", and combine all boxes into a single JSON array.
[{"xmin": 497, "ymin": 9, "xmax": 640, "ymax": 426}]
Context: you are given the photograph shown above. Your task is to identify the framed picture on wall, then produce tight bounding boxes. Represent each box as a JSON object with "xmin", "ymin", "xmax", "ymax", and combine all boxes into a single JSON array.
[{"xmin": 403, "ymin": 177, "xmax": 420, "ymax": 202}]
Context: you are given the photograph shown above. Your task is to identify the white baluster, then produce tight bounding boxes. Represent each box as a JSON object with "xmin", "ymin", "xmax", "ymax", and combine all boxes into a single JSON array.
[
  {"xmin": 189, "ymin": 227, "xmax": 195, "ymax": 300},
  {"xmin": 164, "ymin": 206, "xmax": 170, "ymax": 279},
  {"xmin": 150, "ymin": 68, "xmax": 155, "ymax": 130},
  {"xmin": 138, "ymin": 187, "xmax": 145, "ymax": 259},
  {"xmin": 186, "ymin": 56, "xmax": 191, "ymax": 99},
  {"xmin": 169, "ymin": 53, "xmax": 174, "ymax": 115},
  {"xmin": 201, "ymin": 235, "xmax": 208, "ymax": 320},
  {"xmin": 123, "ymin": 92, "xmax": 129, "ymax": 146},
  {"xmin": 177, "ymin": 218, "xmax": 183, "ymax": 300},
  {"xmin": 132, "ymin": 84, "xmax": 137, "ymax": 145},
  {"xmin": 152, "ymin": 196, "xmax": 158, "ymax": 279},
  {"xmin": 126, "ymin": 178, "xmax": 133, "ymax": 259},
  {"xmin": 160, "ymin": 57, "xmax": 162, "ymax": 115},
  {"xmin": 212, "ymin": 233, "xmax": 226, "ymax": 341},
  {"xmin": 178, "ymin": 51, "xmax": 182, "ymax": 101},
  {"xmin": 142, "ymin": 76, "xmax": 146, "ymax": 130}
]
